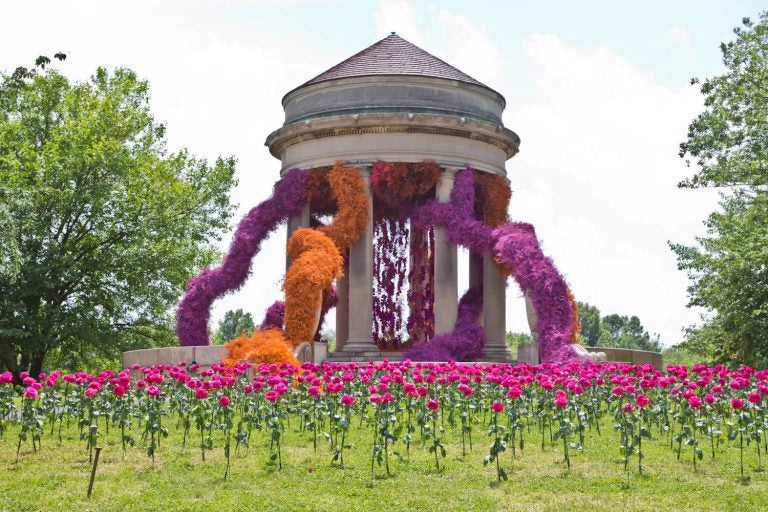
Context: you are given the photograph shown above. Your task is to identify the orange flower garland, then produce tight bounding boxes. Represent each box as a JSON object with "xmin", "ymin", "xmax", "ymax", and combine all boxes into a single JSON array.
[
  {"xmin": 317, "ymin": 162, "xmax": 369, "ymax": 251},
  {"xmin": 567, "ymin": 289, "xmax": 581, "ymax": 344},
  {"xmin": 284, "ymin": 227, "xmax": 343, "ymax": 346},
  {"xmin": 370, "ymin": 160, "xmax": 441, "ymax": 209},
  {"xmin": 223, "ymin": 328, "xmax": 299, "ymax": 368},
  {"xmin": 473, "ymin": 171, "xmax": 511, "ymax": 227},
  {"xmin": 305, "ymin": 166, "xmax": 336, "ymax": 215}
]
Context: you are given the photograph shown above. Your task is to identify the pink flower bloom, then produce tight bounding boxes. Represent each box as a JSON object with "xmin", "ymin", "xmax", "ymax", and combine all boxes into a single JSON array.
[
  {"xmin": 23, "ymin": 386, "xmax": 38, "ymax": 399},
  {"xmin": 341, "ymin": 394, "xmax": 355, "ymax": 406},
  {"xmin": 416, "ymin": 386, "xmax": 428, "ymax": 397},
  {"xmin": 704, "ymin": 393, "xmax": 715, "ymax": 404},
  {"xmin": 146, "ymin": 385, "xmax": 161, "ymax": 397},
  {"xmin": 136, "ymin": 379, "xmax": 147, "ymax": 389},
  {"xmin": 368, "ymin": 393, "xmax": 383, "ymax": 404},
  {"xmin": 112, "ymin": 386, "xmax": 127, "ymax": 397},
  {"xmin": 554, "ymin": 396, "xmax": 568, "ymax": 408},
  {"xmin": 491, "ymin": 401, "xmax": 504, "ymax": 413},
  {"xmin": 635, "ymin": 394, "xmax": 650, "ymax": 407},
  {"xmin": 195, "ymin": 388, "xmax": 208, "ymax": 400},
  {"xmin": 84, "ymin": 387, "xmax": 98, "ymax": 398},
  {"xmin": 265, "ymin": 390, "xmax": 279, "ymax": 402},
  {"xmin": 748, "ymin": 391, "xmax": 761, "ymax": 404},
  {"xmin": 611, "ymin": 386, "xmax": 624, "ymax": 396},
  {"xmin": 731, "ymin": 397, "xmax": 745, "ymax": 410},
  {"xmin": 219, "ymin": 395, "xmax": 230, "ymax": 407},
  {"xmin": 688, "ymin": 395, "xmax": 702, "ymax": 408},
  {"xmin": 507, "ymin": 386, "xmax": 522, "ymax": 400},
  {"xmin": 622, "ymin": 402, "xmax": 633, "ymax": 413},
  {"xmin": 426, "ymin": 398, "xmax": 440, "ymax": 411}
]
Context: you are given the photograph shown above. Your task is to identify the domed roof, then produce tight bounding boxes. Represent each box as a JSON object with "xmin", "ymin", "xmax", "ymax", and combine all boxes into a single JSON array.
[{"xmin": 300, "ymin": 33, "xmax": 490, "ymax": 90}]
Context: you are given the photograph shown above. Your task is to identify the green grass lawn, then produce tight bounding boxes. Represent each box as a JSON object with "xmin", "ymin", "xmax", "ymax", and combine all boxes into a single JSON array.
[{"xmin": 1, "ymin": 416, "xmax": 766, "ymax": 512}]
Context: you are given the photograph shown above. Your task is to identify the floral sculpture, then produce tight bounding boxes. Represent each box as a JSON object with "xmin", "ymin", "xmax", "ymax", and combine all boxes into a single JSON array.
[{"xmin": 176, "ymin": 159, "xmax": 584, "ymax": 365}]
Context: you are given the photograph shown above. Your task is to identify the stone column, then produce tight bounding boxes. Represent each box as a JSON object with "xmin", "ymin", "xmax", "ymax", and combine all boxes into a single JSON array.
[
  {"xmin": 286, "ymin": 203, "xmax": 310, "ymax": 270},
  {"xmin": 342, "ymin": 167, "xmax": 377, "ymax": 355},
  {"xmin": 468, "ymin": 252, "xmax": 484, "ymax": 327},
  {"xmin": 434, "ymin": 168, "xmax": 458, "ymax": 334},
  {"xmin": 335, "ymin": 256, "xmax": 349, "ymax": 352},
  {"xmin": 482, "ymin": 253, "xmax": 511, "ymax": 361}
]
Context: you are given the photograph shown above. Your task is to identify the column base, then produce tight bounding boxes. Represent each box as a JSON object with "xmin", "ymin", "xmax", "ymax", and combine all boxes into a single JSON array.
[{"xmin": 483, "ymin": 343, "xmax": 514, "ymax": 363}]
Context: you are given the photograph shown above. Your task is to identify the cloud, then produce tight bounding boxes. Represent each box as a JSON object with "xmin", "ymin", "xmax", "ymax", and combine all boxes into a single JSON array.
[
  {"xmin": 372, "ymin": 1, "xmax": 505, "ymax": 87},
  {"xmin": 668, "ymin": 26, "xmax": 694, "ymax": 54},
  {"xmin": 503, "ymin": 33, "xmax": 717, "ymax": 344},
  {"xmin": 373, "ymin": 0, "xmax": 422, "ymax": 43}
]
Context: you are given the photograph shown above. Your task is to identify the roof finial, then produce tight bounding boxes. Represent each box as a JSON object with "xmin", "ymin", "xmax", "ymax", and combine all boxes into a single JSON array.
[{"xmin": 390, "ymin": 31, "xmax": 396, "ymax": 36}]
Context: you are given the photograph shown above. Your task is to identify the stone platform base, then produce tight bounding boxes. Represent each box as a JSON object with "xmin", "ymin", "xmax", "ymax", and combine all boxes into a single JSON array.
[{"xmin": 516, "ymin": 343, "xmax": 663, "ymax": 370}]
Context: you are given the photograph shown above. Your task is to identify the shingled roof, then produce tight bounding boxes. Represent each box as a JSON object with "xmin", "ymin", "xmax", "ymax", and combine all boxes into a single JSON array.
[{"xmin": 301, "ymin": 33, "xmax": 489, "ymax": 89}]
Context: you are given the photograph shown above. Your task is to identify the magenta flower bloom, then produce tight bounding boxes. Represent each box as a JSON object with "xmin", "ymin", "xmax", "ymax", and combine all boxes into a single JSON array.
[
  {"xmin": 507, "ymin": 385, "xmax": 522, "ymax": 400},
  {"xmin": 491, "ymin": 401, "xmax": 504, "ymax": 413},
  {"xmin": 688, "ymin": 395, "xmax": 702, "ymax": 408},
  {"xmin": 341, "ymin": 394, "xmax": 355, "ymax": 407},
  {"xmin": 84, "ymin": 387, "xmax": 98, "ymax": 398},
  {"xmin": 195, "ymin": 388, "xmax": 208, "ymax": 400},
  {"xmin": 426, "ymin": 398, "xmax": 440, "ymax": 411},
  {"xmin": 704, "ymin": 393, "xmax": 715, "ymax": 404},
  {"xmin": 146, "ymin": 385, "xmax": 161, "ymax": 397},
  {"xmin": 23, "ymin": 386, "xmax": 38, "ymax": 399},
  {"xmin": 554, "ymin": 395, "xmax": 568, "ymax": 408},
  {"xmin": 635, "ymin": 394, "xmax": 650, "ymax": 407},
  {"xmin": 368, "ymin": 393, "xmax": 383, "ymax": 404},
  {"xmin": 731, "ymin": 397, "xmax": 745, "ymax": 410},
  {"xmin": 622, "ymin": 402, "xmax": 633, "ymax": 413},
  {"xmin": 265, "ymin": 390, "xmax": 279, "ymax": 402},
  {"xmin": 748, "ymin": 391, "xmax": 761, "ymax": 404},
  {"xmin": 219, "ymin": 395, "xmax": 231, "ymax": 407}
]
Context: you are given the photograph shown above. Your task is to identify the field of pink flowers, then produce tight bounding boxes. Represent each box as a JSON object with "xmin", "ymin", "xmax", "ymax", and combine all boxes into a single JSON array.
[{"xmin": 2, "ymin": 360, "xmax": 768, "ymax": 489}]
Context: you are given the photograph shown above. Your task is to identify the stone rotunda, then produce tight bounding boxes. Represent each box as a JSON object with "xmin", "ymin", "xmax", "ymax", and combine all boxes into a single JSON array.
[
  {"xmin": 266, "ymin": 33, "xmax": 520, "ymax": 362},
  {"xmin": 159, "ymin": 31, "xmax": 597, "ymax": 372}
]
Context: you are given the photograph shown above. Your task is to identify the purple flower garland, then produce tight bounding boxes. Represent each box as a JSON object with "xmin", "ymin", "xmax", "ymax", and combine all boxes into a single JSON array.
[
  {"xmin": 176, "ymin": 169, "xmax": 308, "ymax": 347},
  {"xmin": 408, "ymin": 167, "xmax": 578, "ymax": 363},
  {"xmin": 407, "ymin": 282, "xmax": 484, "ymax": 361},
  {"xmin": 492, "ymin": 223, "xmax": 579, "ymax": 363},
  {"xmin": 260, "ymin": 301, "xmax": 285, "ymax": 330}
]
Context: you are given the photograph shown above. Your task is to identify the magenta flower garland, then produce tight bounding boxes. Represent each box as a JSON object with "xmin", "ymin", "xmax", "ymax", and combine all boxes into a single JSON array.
[
  {"xmin": 372, "ymin": 215, "xmax": 409, "ymax": 349},
  {"xmin": 176, "ymin": 168, "xmax": 309, "ymax": 347},
  {"xmin": 406, "ymin": 226, "xmax": 435, "ymax": 343}
]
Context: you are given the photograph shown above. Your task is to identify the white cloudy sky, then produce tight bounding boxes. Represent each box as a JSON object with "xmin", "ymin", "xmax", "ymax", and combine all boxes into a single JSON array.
[{"xmin": 1, "ymin": 0, "xmax": 763, "ymax": 345}]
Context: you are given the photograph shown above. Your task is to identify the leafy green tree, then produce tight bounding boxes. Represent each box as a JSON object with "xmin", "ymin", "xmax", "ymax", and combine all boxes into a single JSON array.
[
  {"xmin": 576, "ymin": 303, "xmax": 662, "ymax": 352},
  {"xmin": 0, "ymin": 57, "xmax": 237, "ymax": 375},
  {"xmin": 671, "ymin": 14, "xmax": 768, "ymax": 366},
  {"xmin": 576, "ymin": 301, "xmax": 601, "ymax": 347},
  {"xmin": 213, "ymin": 309, "xmax": 255, "ymax": 344}
]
